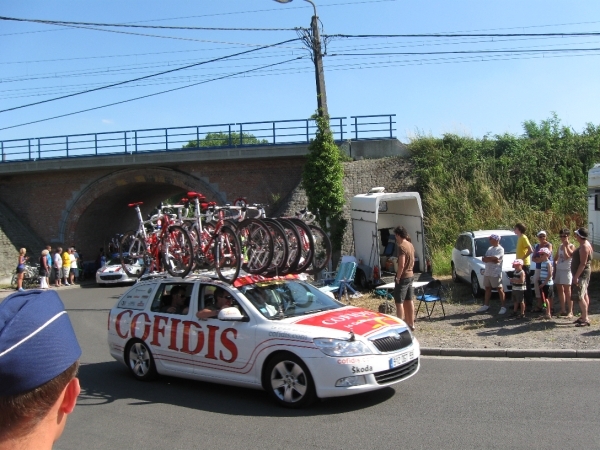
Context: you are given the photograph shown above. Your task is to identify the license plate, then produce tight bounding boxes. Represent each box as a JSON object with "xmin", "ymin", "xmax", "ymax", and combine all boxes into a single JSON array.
[{"xmin": 389, "ymin": 350, "xmax": 414, "ymax": 369}]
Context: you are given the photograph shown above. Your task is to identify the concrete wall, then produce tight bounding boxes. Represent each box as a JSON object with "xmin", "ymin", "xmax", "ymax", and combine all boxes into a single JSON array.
[{"xmin": 276, "ymin": 156, "xmax": 417, "ymax": 256}]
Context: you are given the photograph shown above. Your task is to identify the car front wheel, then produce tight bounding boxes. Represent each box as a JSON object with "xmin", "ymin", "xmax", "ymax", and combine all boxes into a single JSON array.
[
  {"xmin": 265, "ymin": 353, "xmax": 315, "ymax": 408},
  {"xmin": 471, "ymin": 272, "xmax": 482, "ymax": 297},
  {"xmin": 451, "ymin": 263, "xmax": 459, "ymax": 283},
  {"xmin": 125, "ymin": 340, "xmax": 157, "ymax": 381}
]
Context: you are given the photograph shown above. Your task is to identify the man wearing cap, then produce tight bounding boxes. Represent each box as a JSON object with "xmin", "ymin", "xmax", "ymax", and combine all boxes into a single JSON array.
[
  {"xmin": 477, "ymin": 234, "xmax": 506, "ymax": 314},
  {"xmin": 572, "ymin": 227, "xmax": 593, "ymax": 327},
  {"xmin": 0, "ymin": 290, "xmax": 81, "ymax": 449}
]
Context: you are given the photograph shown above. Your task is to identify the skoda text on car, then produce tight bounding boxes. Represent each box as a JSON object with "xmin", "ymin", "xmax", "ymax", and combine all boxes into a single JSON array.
[
  {"xmin": 451, "ymin": 230, "xmax": 524, "ymax": 296},
  {"xmin": 107, "ymin": 274, "xmax": 420, "ymax": 408},
  {"xmin": 96, "ymin": 257, "xmax": 141, "ymax": 286}
]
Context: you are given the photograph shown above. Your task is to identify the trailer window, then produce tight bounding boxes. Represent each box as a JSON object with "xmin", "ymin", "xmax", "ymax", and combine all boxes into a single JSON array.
[{"xmin": 595, "ymin": 194, "xmax": 600, "ymax": 211}]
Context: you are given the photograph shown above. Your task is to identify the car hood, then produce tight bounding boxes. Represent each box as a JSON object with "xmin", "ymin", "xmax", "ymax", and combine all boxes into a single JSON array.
[
  {"xmin": 285, "ymin": 306, "xmax": 407, "ymax": 339},
  {"xmin": 98, "ymin": 264, "xmax": 126, "ymax": 273}
]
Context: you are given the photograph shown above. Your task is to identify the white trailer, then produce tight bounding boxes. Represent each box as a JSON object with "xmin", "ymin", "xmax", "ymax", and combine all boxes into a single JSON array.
[
  {"xmin": 588, "ymin": 164, "xmax": 600, "ymax": 259},
  {"xmin": 351, "ymin": 188, "xmax": 430, "ymax": 288}
]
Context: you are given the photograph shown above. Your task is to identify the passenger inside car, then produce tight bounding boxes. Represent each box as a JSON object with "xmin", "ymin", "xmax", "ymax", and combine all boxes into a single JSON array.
[
  {"xmin": 196, "ymin": 286, "xmax": 233, "ymax": 320},
  {"xmin": 159, "ymin": 285, "xmax": 189, "ymax": 315}
]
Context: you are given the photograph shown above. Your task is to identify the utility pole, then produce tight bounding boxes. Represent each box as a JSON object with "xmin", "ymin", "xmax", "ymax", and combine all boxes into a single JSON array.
[{"xmin": 275, "ymin": 0, "xmax": 329, "ymax": 117}]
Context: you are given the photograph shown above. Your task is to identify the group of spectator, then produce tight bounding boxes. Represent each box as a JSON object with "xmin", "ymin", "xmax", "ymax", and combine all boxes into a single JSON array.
[
  {"xmin": 16, "ymin": 245, "xmax": 81, "ymax": 291},
  {"xmin": 480, "ymin": 223, "xmax": 593, "ymax": 327}
]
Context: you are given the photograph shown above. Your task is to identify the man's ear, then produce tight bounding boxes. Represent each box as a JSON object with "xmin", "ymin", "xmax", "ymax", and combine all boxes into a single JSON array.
[{"xmin": 59, "ymin": 378, "xmax": 81, "ymax": 414}]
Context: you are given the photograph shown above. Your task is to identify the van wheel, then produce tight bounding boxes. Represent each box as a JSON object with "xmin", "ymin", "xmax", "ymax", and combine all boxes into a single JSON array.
[
  {"xmin": 471, "ymin": 272, "xmax": 482, "ymax": 297},
  {"xmin": 355, "ymin": 269, "xmax": 368, "ymax": 289},
  {"xmin": 451, "ymin": 263, "xmax": 459, "ymax": 283}
]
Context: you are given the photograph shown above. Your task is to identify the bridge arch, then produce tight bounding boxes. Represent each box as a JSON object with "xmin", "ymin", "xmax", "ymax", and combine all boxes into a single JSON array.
[{"xmin": 60, "ymin": 167, "xmax": 224, "ymax": 257}]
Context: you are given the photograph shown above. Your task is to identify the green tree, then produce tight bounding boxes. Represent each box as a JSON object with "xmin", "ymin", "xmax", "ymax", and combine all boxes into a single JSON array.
[
  {"xmin": 302, "ymin": 114, "xmax": 346, "ymax": 251},
  {"xmin": 184, "ymin": 131, "xmax": 267, "ymax": 148}
]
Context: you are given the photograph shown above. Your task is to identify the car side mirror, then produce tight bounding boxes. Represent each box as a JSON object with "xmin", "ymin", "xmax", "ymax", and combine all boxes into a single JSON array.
[
  {"xmin": 218, "ymin": 307, "xmax": 246, "ymax": 321},
  {"xmin": 460, "ymin": 249, "xmax": 471, "ymax": 256}
]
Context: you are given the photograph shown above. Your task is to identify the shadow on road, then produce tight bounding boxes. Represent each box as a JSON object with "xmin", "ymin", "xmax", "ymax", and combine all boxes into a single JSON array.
[{"xmin": 77, "ymin": 361, "xmax": 396, "ymax": 416}]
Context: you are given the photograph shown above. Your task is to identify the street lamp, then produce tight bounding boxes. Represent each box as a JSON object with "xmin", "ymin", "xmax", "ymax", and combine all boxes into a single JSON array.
[{"xmin": 274, "ymin": 0, "xmax": 329, "ymax": 118}]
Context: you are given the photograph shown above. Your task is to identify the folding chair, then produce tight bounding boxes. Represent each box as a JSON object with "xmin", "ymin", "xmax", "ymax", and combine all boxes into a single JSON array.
[
  {"xmin": 318, "ymin": 261, "xmax": 358, "ymax": 299},
  {"xmin": 415, "ymin": 280, "xmax": 445, "ymax": 319}
]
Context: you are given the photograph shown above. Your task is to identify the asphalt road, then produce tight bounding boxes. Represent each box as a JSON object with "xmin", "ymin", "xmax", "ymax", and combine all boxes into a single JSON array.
[{"xmin": 18, "ymin": 284, "xmax": 600, "ymax": 450}]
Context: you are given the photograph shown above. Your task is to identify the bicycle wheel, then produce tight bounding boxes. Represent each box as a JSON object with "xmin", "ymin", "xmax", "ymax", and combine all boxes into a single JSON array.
[
  {"xmin": 238, "ymin": 218, "xmax": 274, "ymax": 274},
  {"xmin": 120, "ymin": 231, "xmax": 148, "ymax": 278},
  {"xmin": 10, "ymin": 273, "xmax": 18, "ymax": 289},
  {"xmin": 276, "ymin": 219, "xmax": 302, "ymax": 275},
  {"xmin": 289, "ymin": 218, "xmax": 315, "ymax": 274},
  {"xmin": 262, "ymin": 218, "xmax": 288, "ymax": 277},
  {"xmin": 162, "ymin": 225, "xmax": 194, "ymax": 278},
  {"xmin": 307, "ymin": 224, "xmax": 332, "ymax": 275},
  {"xmin": 213, "ymin": 225, "xmax": 242, "ymax": 284}
]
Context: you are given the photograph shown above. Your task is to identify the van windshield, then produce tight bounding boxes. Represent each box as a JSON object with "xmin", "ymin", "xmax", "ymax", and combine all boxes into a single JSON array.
[{"xmin": 474, "ymin": 235, "xmax": 518, "ymax": 258}]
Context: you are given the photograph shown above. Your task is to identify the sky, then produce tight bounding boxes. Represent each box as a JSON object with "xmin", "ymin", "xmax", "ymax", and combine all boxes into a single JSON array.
[{"xmin": 2, "ymin": 0, "xmax": 600, "ymax": 144}]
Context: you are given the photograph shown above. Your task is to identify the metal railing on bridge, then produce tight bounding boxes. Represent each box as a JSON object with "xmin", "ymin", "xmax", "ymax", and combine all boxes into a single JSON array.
[{"xmin": 0, "ymin": 114, "xmax": 396, "ymax": 163}]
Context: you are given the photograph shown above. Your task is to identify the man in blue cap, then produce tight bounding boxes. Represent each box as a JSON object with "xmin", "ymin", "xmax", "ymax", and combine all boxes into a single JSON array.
[{"xmin": 0, "ymin": 290, "xmax": 81, "ymax": 449}]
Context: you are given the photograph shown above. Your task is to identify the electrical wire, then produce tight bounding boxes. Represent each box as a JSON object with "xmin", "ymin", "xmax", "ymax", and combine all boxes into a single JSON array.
[
  {"xmin": 0, "ymin": 15, "xmax": 299, "ymax": 31},
  {"xmin": 0, "ymin": 57, "xmax": 304, "ymax": 132},
  {"xmin": 328, "ymin": 47, "xmax": 600, "ymax": 56},
  {"xmin": 0, "ymin": 38, "xmax": 300, "ymax": 114},
  {"xmin": 328, "ymin": 32, "xmax": 600, "ymax": 38}
]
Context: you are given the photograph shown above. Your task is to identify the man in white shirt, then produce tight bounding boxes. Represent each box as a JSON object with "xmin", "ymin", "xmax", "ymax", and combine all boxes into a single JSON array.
[
  {"xmin": 53, "ymin": 248, "xmax": 63, "ymax": 288},
  {"xmin": 477, "ymin": 234, "xmax": 506, "ymax": 314}
]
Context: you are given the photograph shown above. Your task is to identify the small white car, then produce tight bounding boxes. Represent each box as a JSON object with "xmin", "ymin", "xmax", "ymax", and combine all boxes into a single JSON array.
[
  {"xmin": 451, "ymin": 230, "xmax": 521, "ymax": 296},
  {"xmin": 96, "ymin": 258, "xmax": 139, "ymax": 286},
  {"xmin": 107, "ymin": 274, "xmax": 420, "ymax": 408}
]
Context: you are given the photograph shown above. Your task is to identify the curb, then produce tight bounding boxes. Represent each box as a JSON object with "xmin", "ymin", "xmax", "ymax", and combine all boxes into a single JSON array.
[{"xmin": 422, "ymin": 347, "xmax": 600, "ymax": 359}]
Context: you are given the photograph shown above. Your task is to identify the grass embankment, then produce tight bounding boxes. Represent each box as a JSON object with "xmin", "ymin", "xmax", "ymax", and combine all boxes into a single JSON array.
[{"xmin": 408, "ymin": 115, "xmax": 600, "ymax": 275}]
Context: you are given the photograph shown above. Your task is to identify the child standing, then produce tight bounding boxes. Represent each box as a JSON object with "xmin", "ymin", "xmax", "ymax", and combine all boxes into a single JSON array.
[
  {"xmin": 510, "ymin": 259, "xmax": 526, "ymax": 318},
  {"xmin": 537, "ymin": 247, "xmax": 554, "ymax": 320}
]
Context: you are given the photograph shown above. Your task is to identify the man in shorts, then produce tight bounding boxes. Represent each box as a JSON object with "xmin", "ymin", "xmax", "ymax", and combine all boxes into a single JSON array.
[
  {"xmin": 392, "ymin": 226, "xmax": 416, "ymax": 331},
  {"xmin": 477, "ymin": 233, "xmax": 506, "ymax": 314},
  {"xmin": 572, "ymin": 227, "xmax": 593, "ymax": 327},
  {"xmin": 0, "ymin": 290, "xmax": 81, "ymax": 449}
]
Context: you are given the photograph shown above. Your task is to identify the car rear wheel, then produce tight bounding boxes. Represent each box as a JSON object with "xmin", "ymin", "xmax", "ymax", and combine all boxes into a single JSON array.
[
  {"xmin": 265, "ymin": 353, "xmax": 315, "ymax": 408},
  {"xmin": 471, "ymin": 272, "xmax": 482, "ymax": 297},
  {"xmin": 125, "ymin": 340, "xmax": 157, "ymax": 381}
]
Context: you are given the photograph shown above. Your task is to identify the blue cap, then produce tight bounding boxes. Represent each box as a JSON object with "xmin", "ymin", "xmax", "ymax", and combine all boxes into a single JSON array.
[{"xmin": 0, "ymin": 290, "xmax": 81, "ymax": 396}]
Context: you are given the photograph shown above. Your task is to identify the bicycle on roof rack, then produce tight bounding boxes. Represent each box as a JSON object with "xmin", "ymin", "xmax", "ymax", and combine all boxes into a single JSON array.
[
  {"xmin": 179, "ymin": 192, "xmax": 242, "ymax": 284},
  {"xmin": 119, "ymin": 201, "xmax": 194, "ymax": 279}
]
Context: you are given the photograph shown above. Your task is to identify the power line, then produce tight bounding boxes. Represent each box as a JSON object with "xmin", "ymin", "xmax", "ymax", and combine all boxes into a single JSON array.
[
  {"xmin": 328, "ymin": 32, "xmax": 600, "ymax": 38},
  {"xmin": 0, "ymin": 38, "xmax": 300, "ymax": 114},
  {"xmin": 328, "ymin": 47, "xmax": 600, "ymax": 56},
  {"xmin": 0, "ymin": 15, "xmax": 299, "ymax": 32},
  {"xmin": 0, "ymin": 57, "xmax": 304, "ymax": 132}
]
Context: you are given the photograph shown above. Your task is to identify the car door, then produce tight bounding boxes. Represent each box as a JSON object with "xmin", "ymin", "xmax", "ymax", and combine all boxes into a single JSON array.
[
  {"xmin": 191, "ymin": 284, "xmax": 258, "ymax": 384},
  {"xmin": 455, "ymin": 235, "xmax": 471, "ymax": 279},
  {"xmin": 147, "ymin": 282, "xmax": 196, "ymax": 374}
]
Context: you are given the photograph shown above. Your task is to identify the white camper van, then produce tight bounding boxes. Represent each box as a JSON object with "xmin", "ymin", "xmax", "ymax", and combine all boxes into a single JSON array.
[
  {"xmin": 588, "ymin": 164, "xmax": 600, "ymax": 259},
  {"xmin": 351, "ymin": 188, "xmax": 430, "ymax": 287}
]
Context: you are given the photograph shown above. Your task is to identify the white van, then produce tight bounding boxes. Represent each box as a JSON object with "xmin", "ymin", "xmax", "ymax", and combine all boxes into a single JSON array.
[
  {"xmin": 351, "ymin": 188, "xmax": 430, "ymax": 288},
  {"xmin": 588, "ymin": 164, "xmax": 600, "ymax": 259}
]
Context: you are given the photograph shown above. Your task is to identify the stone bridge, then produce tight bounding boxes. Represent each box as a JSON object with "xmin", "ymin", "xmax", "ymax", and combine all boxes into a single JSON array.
[{"xmin": 0, "ymin": 139, "xmax": 411, "ymax": 282}]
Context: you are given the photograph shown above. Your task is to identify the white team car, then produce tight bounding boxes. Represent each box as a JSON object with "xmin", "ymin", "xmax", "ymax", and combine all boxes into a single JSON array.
[
  {"xmin": 107, "ymin": 274, "xmax": 420, "ymax": 408},
  {"xmin": 451, "ymin": 230, "xmax": 521, "ymax": 296},
  {"xmin": 96, "ymin": 258, "xmax": 139, "ymax": 286}
]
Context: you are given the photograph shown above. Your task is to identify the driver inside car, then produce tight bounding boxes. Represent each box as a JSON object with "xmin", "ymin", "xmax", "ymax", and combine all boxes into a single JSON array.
[{"xmin": 247, "ymin": 288, "xmax": 278, "ymax": 317}]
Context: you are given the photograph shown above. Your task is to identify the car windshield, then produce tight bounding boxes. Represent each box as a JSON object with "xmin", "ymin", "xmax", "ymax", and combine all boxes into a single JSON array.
[
  {"xmin": 474, "ymin": 235, "xmax": 518, "ymax": 257},
  {"xmin": 111, "ymin": 257, "xmax": 143, "ymax": 266},
  {"xmin": 240, "ymin": 281, "xmax": 343, "ymax": 319}
]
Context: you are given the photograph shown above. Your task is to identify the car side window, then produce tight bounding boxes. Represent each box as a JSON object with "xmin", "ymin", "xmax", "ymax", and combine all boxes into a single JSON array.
[
  {"xmin": 455, "ymin": 236, "xmax": 462, "ymax": 250},
  {"xmin": 198, "ymin": 285, "xmax": 248, "ymax": 318},
  {"xmin": 153, "ymin": 283, "xmax": 192, "ymax": 315}
]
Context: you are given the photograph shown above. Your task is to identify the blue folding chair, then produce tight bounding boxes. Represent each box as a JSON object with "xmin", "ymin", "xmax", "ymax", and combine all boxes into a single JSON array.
[
  {"xmin": 415, "ymin": 280, "xmax": 445, "ymax": 320},
  {"xmin": 318, "ymin": 261, "xmax": 358, "ymax": 299}
]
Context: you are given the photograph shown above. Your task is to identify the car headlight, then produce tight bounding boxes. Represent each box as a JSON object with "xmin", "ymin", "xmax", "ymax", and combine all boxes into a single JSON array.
[{"xmin": 313, "ymin": 338, "xmax": 371, "ymax": 357}]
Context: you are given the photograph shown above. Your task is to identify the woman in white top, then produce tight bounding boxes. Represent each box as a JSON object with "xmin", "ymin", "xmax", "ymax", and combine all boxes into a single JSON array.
[{"xmin": 554, "ymin": 228, "xmax": 575, "ymax": 317}]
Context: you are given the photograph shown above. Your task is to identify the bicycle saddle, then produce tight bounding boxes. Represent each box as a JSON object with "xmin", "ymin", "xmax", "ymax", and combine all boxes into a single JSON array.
[{"xmin": 127, "ymin": 202, "xmax": 143, "ymax": 207}]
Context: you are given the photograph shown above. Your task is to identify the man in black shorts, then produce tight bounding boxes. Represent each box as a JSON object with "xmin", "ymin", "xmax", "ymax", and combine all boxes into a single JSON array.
[{"xmin": 393, "ymin": 226, "xmax": 416, "ymax": 331}]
